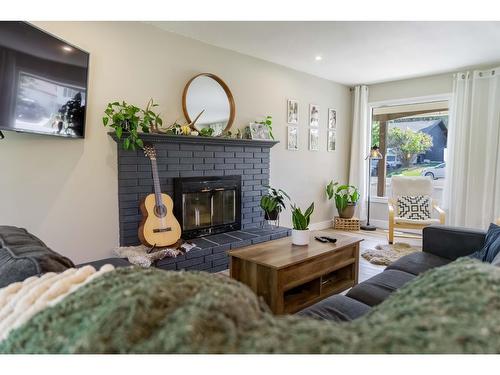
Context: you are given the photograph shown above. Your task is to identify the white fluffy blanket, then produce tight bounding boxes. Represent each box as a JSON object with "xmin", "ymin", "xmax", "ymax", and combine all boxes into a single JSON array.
[{"xmin": 0, "ymin": 264, "xmax": 114, "ymax": 341}]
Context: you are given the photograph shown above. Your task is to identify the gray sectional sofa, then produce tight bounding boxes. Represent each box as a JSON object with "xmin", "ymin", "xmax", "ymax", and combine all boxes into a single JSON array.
[{"xmin": 298, "ymin": 225, "xmax": 487, "ymax": 321}]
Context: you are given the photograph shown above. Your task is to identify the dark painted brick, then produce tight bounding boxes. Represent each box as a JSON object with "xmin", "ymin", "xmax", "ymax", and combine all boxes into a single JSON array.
[
  {"xmin": 231, "ymin": 239, "xmax": 252, "ymax": 249},
  {"xmin": 225, "ymin": 170, "xmax": 243, "ymax": 176},
  {"xmin": 235, "ymin": 152, "xmax": 253, "ymax": 158},
  {"xmin": 189, "ymin": 237, "xmax": 215, "ymax": 249},
  {"xmin": 205, "ymin": 145, "xmax": 224, "ymax": 151},
  {"xmin": 180, "ymin": 171, "xmax": 202, "ymax": 177},
  {"xmin": 122, "ymin": 214, "xmax": 142, "ymax": 222},
  {"xmin": 168, "ymin": 164, "xmax": 193, "ymax": 171},
  {"xmin": 177, "ymin": 257, "xmax": 204, "ymax": 269},
  {"xmin": 120, "ymin": 157, "xmax": 139, "ymax": 165},
  {"xmin": 254, "ymin": 152, "xmax": 269, "ymax": 158},
  {"xmin": 235, "ymin": 163, "xmax": 251, "ymax": 170},
  {"xmin": 210, "ymin": 264, "xmax": 229, "ymax": 273},
  {"xmin": 119, "ymin": 200, "xmax": 139, "ymax": 209},
  {"xmin": 157, "ymin": 157, "xmax": 180, "ymax": 164},
  {"xmin": 224, "ymin": 158, "xmax": 243, "ymax": 164},
  {"xmin": 119, "ymin": 164, "xmax": 137, "ymax": 172},
  {"xmin": 271, "ymin": 232, "xmax": 289, "ymax": 240},
  {"xmin": 205, "ymin": 252, "xmax": 227, "ymax": 262},
  {"xmin": 252, "ymin": 235, "xmax": 271, "ymax": 244},
  {"xmin": 224, "ymin": 146, "xmax": 244, "ymax": 152},
  {"xmin": 186, "ymin": 247, "xmax": 213, "ymax": 259},
  {"xmin": 243, "ymin": 180, "xmax": 259, "ymax": 186},
  {"xmin": 212, "ymin": 244, "xmax": 231, "ymax": 253},
  {"xmin": 214, "ymin": 151, "xmax": 234, "ymax": 158},
  {"xmin": 213, "ymin": 258, "xmax": 229, "ymax": 267},
  {"xmin": 158, "ymin": 170, "xmax": 180, "ymax": 178},
  {"xmin": 194, "ymin": 151, "xmax": 214, "ymax": 158},
  {"xmin": 243, "ymin": 169, "xmax": 260, "ymax": 175},
  {"xmin": 215, "ymin": 164, "xmax": 234, "ymax": 170},
  {"xmin": 157, "ymin": 254, "xmax": 185, "ymax": 266},
  {"xmin": 156, "ymin": 143, "xmax": 180, "ymax": 150},
  {"xmin": 168, "ymin": 151, "xmax": 193, "ymax": 158},
  {"xmin": 204, "ymin": 157, "xmax": 224, "ymax": 164},
  {"xmin": 244, "ymin": 147, "xmax": 261, "ymax": 153},
  {"xmin": 156, "ymin": 263, "xmax": 177, "ymax": 271},
  {"xmin": 244, "ymin": 158, "xmax": 261, "ymax": 164},
  {"xmin": 180, "ymin": 144, "xmax": 204, "ymax": 151},
  {"xmin": 120, "ymin": 179, "xmax": 139, "ymax": 187},
  {"xmin": 204, "ymin": 170, "xmax": 224, "ymax": 177},
  {"xmin": 228, "ymin": 231, "xmax": 259, "ymax": 240},
  {"xmin": 194, "ymin": 164, "xmax": 214, "ymax": 170},
  {"xmin": 190, "ymin": 262, "xmax": 212, "ymax": 271},
  {"xmin": 180, "ymin": 157, "xmax": 203, "ymax": 164},
  {"xmin": 120, "ymin": 207, "xmax": 139, "ymax": 216},
  {"xmin": 120, "ymin": 185, "xmax": 152, "ymax": 194},
  {"xmin": 119, "ymin": 171, "xmax": 152, "ymax": 180},
  {"xmin": 119, "ymin": 193, "xmax": 138, "ymax": 201}
]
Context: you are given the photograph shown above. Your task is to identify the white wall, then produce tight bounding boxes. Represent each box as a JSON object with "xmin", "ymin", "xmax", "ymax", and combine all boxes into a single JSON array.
[{"xmin": 0, "ymin": 22, "xmax": 351, "ymax": 263}]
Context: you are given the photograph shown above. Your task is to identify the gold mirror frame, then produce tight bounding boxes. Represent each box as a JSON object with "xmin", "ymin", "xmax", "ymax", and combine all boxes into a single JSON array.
[{"xmin": 182, "ymin": 73, "xmax": 236, "ymax": 133}]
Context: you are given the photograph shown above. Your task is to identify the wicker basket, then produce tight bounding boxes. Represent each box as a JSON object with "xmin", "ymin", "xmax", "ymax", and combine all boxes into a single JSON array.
[{"xmin": 333, "ymin": 217, "xmax": 360, "ymax": 231}]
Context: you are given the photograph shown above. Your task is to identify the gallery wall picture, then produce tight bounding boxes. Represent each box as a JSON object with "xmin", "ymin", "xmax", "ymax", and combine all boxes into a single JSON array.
[
  {"xmin": 249, "ymin": 122, "xmax": 272, "ymax": 140},
  {"xmin": 327, "ymin": 130, "xmax": 336, "ymax": 152},
  {"xmin": 309, "ymin": 104, "xmax": 320, "ymax": 127},
  {"xmin": 328, "ymin": 108, "xmax": 337, "ymax": 129},
  {"xmin": 287, "ymin": 99, "xmax": 299, "ymax": 125},
  {"xmin": 309, "ymin": 128, "xmax": 319, "ymax": 151},
  {"xmin": 287, "ymin": 126, "xmax": 299, "ymax": 151}
]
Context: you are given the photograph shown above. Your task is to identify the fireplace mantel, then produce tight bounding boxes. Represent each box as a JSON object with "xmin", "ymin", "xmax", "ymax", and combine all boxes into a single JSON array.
[{"xmin": 108, "ymin": 132, "xmax": 279, "ymax": 148}]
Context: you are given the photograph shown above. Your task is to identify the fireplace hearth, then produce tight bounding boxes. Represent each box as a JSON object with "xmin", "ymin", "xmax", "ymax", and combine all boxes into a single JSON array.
[{"xmin": 174, "ymin": 176, "xmax": 241, "ymax": 239}]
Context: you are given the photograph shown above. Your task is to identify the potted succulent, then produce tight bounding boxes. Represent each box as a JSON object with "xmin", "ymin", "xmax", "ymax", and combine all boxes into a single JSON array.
[
  {"xmin": 260, "ymin": 186, "xmax": 290, "ymax": 221},
  {"xmin": 290, "ymin": 202, "xmax": 314, "ymax": 246},
  {"xmin": 326, "ymin": 181, "xmax": 360, "ymax": 219}
]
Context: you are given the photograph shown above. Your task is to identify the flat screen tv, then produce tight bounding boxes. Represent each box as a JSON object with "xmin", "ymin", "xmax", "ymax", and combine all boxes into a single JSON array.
[{"xmin": 0, "ymin": 22, "xmax": 89, "ymax": 138}]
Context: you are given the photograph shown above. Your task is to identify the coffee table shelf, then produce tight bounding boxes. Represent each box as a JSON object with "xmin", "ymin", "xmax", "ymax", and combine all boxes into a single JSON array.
[{"xmin": 229, "ymin": 232, "xmax": 362, "ymax": 315}]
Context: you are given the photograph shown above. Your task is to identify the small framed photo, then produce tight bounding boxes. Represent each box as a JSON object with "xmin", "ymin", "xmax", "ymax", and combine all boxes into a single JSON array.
[
  {"xmin": 328, "ymin": 108, "xmax": 337, "ymax": 129},
  {"xmin": 327, "ymin": 130, "xmax": 336, "ymax": 152},
  {"xmin": 287, "ymin": 99, "xmax": 299, "ymax": 125},
  {"xmin": 309, "ymin": 104, "xmax": 320, "ymax": 127},
  {"xmin": 309, "ymin": 128, "xmax": 319, "ymax": 151},
  {"xmin": 287, "ymin": 126, "xmax": 298, "ymax": 151},
  {"xmin": 249, "ymin": 122, "xmax": 271, "ymax": 140}
]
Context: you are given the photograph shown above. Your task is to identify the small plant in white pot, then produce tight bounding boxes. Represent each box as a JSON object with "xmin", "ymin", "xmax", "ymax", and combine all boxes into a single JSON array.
[{"xmin": 290, "ymin": 202, "xmax": 314, "ymax": 246}]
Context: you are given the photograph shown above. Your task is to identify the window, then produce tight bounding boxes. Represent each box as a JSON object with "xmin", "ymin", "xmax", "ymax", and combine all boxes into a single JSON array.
[{"xmin": 369, "ymin": 100, "xmax": 449, "ymax": 204}]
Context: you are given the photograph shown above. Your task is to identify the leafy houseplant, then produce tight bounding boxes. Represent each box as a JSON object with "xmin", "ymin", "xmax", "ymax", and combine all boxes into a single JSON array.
[
  {"xmin": 256, "ymin": 115, "xmax": 274, "ymax": 140},
  {"xmin": 290, "ymin": 202, "xmax": 314, "ymax": 245},
  {"xmin": 102, "ymin": 99, "xmax": 162, "ymax": 150},
  {"xmin": 326, "ymin": 181, "xmax": 360, "ymax": 219},
  {"xmin": 260, "ymin": 186, "xmax": 290, "ymax": 221}
]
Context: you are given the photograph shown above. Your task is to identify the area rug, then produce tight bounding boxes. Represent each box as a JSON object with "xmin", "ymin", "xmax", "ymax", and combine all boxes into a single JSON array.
[{"xmin": 361, "ymin": 243, "xmax": 421, "ymax": 266}]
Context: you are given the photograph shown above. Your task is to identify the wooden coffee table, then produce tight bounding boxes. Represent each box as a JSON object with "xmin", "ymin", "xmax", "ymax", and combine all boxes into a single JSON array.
[{"xmin": 229, "ymin": 232, "xmax": 362, "ymax": 315}]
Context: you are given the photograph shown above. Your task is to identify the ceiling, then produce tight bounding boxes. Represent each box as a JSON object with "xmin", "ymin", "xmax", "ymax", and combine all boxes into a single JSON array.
[{"xmin": 150, "ymin": 21, "xmax": 500, "ymax": 85}]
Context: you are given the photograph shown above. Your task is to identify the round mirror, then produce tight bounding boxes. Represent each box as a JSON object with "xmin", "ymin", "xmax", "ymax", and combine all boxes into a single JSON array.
[{"xmin": 182, "ymin": 73, "xmax": 235, "ymax": 136}]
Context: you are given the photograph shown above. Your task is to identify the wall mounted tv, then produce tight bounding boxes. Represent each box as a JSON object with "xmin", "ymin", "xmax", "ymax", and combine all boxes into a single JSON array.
[{"xmin": 0, "ymin": 22, "xmax": 89, "ymax": 138}]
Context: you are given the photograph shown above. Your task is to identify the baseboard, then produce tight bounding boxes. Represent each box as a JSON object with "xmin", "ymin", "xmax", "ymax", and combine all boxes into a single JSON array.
[{"xmin": 309, "ymin": 220, "xmax": 333, "ymax": 231}]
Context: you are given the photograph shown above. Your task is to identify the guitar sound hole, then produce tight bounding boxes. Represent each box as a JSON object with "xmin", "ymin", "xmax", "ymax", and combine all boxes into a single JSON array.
[{"xmin": 154, "ymin": 204, "xmax": 167, "ymax": 218}]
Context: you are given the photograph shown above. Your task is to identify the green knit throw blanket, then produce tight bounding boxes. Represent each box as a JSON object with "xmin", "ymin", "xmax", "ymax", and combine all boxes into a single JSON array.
[{"xmin": 1, "ymin": 258, "xmax": 500, "ymax": 353}]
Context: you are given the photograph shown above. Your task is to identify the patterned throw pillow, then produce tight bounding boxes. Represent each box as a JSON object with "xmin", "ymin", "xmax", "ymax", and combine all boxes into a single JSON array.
[{"xmin": 397, "ymin": 195, "xmax": 432, "ymax": 220}]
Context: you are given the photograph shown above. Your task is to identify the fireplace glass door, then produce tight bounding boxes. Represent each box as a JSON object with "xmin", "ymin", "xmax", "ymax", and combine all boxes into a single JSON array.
[{"xmin": 182, "ymin": 189, "xmax": 236, "ymax": 231}]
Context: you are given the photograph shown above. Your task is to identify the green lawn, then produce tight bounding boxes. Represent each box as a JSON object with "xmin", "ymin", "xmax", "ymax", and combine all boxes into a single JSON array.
[{"xmin": 387, "ymin": 162, "xmax": 441, "ymax": 177}]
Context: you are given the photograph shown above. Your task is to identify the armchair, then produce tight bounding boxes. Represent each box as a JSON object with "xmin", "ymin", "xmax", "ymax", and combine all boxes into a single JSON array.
[{"xmin": 388, "ymin": 176, "xmax": 445, "ymax": 244}]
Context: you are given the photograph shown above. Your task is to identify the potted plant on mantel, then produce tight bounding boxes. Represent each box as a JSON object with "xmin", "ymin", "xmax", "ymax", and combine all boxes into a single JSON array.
[
  {"xmin": 325, "ymin": 181, "xmax": 360, "ymax": 219},
  {"xmin": 260, "ymin": 186, "xmax": 290, "ymax": 223},
  {"xmin": 290, "ymin": 202, "xmax": 314, "ymax": 246}
]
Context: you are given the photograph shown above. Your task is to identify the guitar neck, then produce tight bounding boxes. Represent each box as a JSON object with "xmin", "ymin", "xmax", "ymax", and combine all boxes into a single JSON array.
[{"xmin": 150, "ymin": 158, "xmax": 163, "ymax": 207}]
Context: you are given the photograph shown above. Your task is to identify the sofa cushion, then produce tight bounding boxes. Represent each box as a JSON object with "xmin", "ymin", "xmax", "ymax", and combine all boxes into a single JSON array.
[
  {"xmin": 0, "ymin": 226, "xmax": 74, "ymax": 288},
  {"xmin": 469, "ymin": 223, "xmax": 500, "ymax": 263},
  {"xmin": 297, "ymin": 294, "xmax": 371, "ymax": 321},
  {"xmin": 386, "ymin": 251, "xmax": 451, "ymax": 276},
  {"xmin": 346, "ymin": 269, "xmax": 416, "ymax": 306},
  {"xmin": 77, "ymin": 258, "xmax": 131, "ymax": 269}
]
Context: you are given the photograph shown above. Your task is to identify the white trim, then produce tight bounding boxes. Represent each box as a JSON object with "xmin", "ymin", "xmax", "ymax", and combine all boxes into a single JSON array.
[
  {"xmin": 309, "ymin": 219, "xmax": 333, "ymax": 231},
  {"xmin": 370, "ymin": 196, "xmax": 388, "ymax": 204},
  {"xmin": 368, "ymin": 93, "xmax": 453, "ymax": 109}
]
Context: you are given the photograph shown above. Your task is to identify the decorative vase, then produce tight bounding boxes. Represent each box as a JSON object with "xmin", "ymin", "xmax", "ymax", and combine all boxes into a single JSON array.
[
  {"xmin": 292, "ymin": 229, "xmax": 310, "ymax": 246},
  {"xmin": 338, "ymin": 203, "xmax": 356, "ymax": 219},
  {"xmin": 264, "ymin": 209, "xmax": 279, "ymax": 221}
]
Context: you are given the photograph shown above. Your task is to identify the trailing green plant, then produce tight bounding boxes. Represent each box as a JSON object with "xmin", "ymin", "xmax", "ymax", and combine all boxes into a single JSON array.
[
  {"xmin": 199, "ymin": 127, "xmax": 215, "ymax": 137},
  {"xmin": 260, "ymin": 186, "xmax": 290, "ymax": 215},
  {"xmin": 290, "ymin": 202, "xmax": 314, "ymax": 230},
  {"xmin": 102, "ymin": 99, "xmax": 162, "ymax": 150},
  {"xmin": 256, "ymin": 115, "xmax": 274, "ymax": 140},
  {"xmin": 325, "ymin": 181, "xmax": 360, "ymax": 213}
]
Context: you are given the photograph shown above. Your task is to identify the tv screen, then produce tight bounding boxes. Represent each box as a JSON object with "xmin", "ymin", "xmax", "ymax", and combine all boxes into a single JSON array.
[{"xmin": 0, "ymin": 22, "xmax": 89, "ymax": 138}]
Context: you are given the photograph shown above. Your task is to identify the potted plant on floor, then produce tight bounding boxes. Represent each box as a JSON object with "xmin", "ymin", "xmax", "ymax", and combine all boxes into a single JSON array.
[
  {"xmin": 326, "ymin": 181, "xmax": 360, "ymax": 219},
  {"xmin": 290, "ymin": 202, "xmax": 314, "ymax": 246},
  {"xmin": 260, "ymin": 186, "xmax": 290, "ymax": 222}
]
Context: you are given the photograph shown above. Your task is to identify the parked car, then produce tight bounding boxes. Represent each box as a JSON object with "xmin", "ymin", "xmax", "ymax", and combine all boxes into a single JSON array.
[{"xmin": 421, "ymin": 163, "xmax": 446, "ymax": 179}]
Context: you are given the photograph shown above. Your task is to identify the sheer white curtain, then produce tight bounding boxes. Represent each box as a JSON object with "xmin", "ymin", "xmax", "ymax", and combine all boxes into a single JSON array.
[
  {"xmin": 445, "ymin": 68, "xmax": 500, "ymax": 228},
  {"xmin": 349, "ymin": 85, "xmax": 370, "ymax": 220}
]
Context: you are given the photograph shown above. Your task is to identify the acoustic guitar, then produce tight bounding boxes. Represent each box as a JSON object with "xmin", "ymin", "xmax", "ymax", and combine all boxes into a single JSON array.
[{"xmin": 138, "ymin": 144, "xmax": 182, "ymax": 247}]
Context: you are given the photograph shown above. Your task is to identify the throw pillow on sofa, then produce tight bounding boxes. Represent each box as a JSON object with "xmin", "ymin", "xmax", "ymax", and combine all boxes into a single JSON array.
[
  {"xmin": 469, "ymin": 223, "xmax": 500, "ymax": 263},
  {"xmin": 0, "ymin": 226, "xmax": 74, "ymax": 288}
]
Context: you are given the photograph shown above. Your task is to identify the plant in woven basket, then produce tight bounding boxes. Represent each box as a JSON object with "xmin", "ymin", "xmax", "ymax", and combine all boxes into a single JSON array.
[{"xmin": 326, "ymin": 181, "xmax": 359, "ymax": 219}]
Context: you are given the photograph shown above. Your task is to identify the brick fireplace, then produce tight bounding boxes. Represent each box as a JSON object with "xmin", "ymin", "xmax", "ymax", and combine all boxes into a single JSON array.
[{"xmin": 111, "ymin": 133, "xmax": 290, "ymax": 272}]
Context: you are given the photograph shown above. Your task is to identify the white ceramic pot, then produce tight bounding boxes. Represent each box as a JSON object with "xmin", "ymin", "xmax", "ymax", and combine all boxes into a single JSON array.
[{"xmin": 291, "ymin": 229, "xmax": 310, "ymax": 246}]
